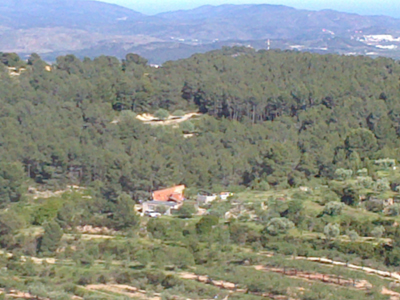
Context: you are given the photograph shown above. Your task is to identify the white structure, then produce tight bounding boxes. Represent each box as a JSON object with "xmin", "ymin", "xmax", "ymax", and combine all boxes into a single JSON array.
[
  {"xmin": 220, "ymin": 192, "xmax": 233, "ymax": 200},
  {"xmin": 142, "ymin": 201, "xmax": 181, "ymax": 216},
  {"xmin": 197, "ymin": 194, "xmax": 217, "ymax": 204}
]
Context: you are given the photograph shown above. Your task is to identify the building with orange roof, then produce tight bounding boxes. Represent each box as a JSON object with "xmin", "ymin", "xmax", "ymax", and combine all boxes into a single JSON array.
[{"xmin": 152, "ymin": 185, "xmax": 185, "ymax": 203}]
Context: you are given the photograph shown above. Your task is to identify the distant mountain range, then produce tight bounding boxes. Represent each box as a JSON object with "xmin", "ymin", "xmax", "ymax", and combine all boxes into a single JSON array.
[{"xmin": 1, "ymin": 0, "xmax": 400, "ymax": 63}]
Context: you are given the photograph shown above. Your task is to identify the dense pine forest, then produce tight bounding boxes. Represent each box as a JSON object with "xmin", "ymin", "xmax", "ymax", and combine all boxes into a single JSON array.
[
  {"xmin": 3, "ymin": 48, "xmax": 400, "ymax": 299},
  {"xmin": 1, "ymin": 47, "xmax": 400, "ymax": 201}
]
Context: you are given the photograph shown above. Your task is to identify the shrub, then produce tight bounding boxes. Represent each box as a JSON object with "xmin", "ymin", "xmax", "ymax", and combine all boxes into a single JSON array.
[
  {"xmin": 364, "ymin": 200, "xmax": 384, "ymax": 213},
  {"xmin": 263, "ymin": 218, "xmax": 294, "ymax": 236},
  {"xmin": 175, "ymin": 202, "xmax": 197, "ymax": 218},
  {"xmin": 323, "ymin": 201, "xmax": 345, "ymax": 216},
  {"xmin": 110, "ymin": 192, "xmax": 139, "ymax": 230},
  {"xmin": 120, "ymin": 110, "xmax": 136, "ymax": 121},
  {"xmin": 371, "ymin": 226, "xmax": 385, "ymax": 239},
  {"xmin": 168, "ymin": 247, "xmax": 195, "ymax": 268},
  {"xmin": 33, "ymin": 197, "xmax": 63, "ymax": 225},
  {"xmin": 154, "ymin": 109, "xmax": 169, "ymax": 120},
  {"xmin": 229, "ymin": 223, "xmax": 251, "ymax": 245},
  {"xmin": 147, "ymin": 218, "xmax": 168, "ymax": 239},
  {"xmin": 384, "ymin": 204, "xmax": 400, "ymax": 216},
  {"xmin": 173, "ymin": 110, "xmax": 185, "ymax": 117},
  {"xmin": 324, "ymin": 223, "xmax": 340, "ymax": 240},
  {"xmin": 356, "ymin": 168, "xmax": 368, "ymax": 177},
  {"xmin": 347, "ymin": 230, "xmax": 359, "ymax": 241},
  {"xmin": 376, "ymin": 179, "xmax": 390, "ymax": 192},
  {"xmin": 161, "ymin": 275, "xmax": 180, "ymax": 289},
  {"xmin": 334, "ymin": 168, "xmax": 353, "ymax": 181},
  {"xmin": 341, "ymin": 186, "xmax": 360, "ymax": 206},
  {"xmin": 356, "ymin": 176, "xmax": 374, "ymax": 189},
  {"xmin": 196, "ymin": 215, "xmax": 219, "ymax": 235},
  {"xmin": 0, "ymin": 211, "xmax": 25, "ymax": 248},
  {"xmin": 180, "ymin": 121, "xmax": 195, "ymax": 133},
  {"xmin": 38, "ymin": 221, "xmax": 63, "ymax": 254}
]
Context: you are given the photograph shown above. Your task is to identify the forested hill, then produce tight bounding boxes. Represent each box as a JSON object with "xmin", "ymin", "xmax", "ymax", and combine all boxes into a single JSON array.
[
  {"xmin": 4, "ymin": 1, "xmax": 400, "ymax": 62},
  {"xmin": 1, "ymin": 48, "xmax": 400, "ymax": 206}
]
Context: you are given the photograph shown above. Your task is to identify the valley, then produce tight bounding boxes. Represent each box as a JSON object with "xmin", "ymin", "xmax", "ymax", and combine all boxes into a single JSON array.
[{"xmin": 2, "ymin": 1, "xmax": 400, "ymax": 63}]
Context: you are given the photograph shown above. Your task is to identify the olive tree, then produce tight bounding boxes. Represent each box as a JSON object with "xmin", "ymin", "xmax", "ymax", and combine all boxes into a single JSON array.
[
  {"xmin": 263, "ymin": 217, "xmax": 294, "ymax": 236},
  {"xmin": 324, "ymin": 223, "xmax": 340, "ymax": 240}
]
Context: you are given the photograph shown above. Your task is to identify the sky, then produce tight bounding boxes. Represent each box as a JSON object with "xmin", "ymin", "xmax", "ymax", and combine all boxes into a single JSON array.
[{"xmin": 100, "ymin": 0, "xmax": 400, "ymax": 17}]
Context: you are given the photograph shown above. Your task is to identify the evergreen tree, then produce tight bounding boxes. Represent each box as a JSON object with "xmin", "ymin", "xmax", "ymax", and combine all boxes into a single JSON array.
[{"xmin": 38, "ymin": 221, "xmax": 63, "ymax": 254}]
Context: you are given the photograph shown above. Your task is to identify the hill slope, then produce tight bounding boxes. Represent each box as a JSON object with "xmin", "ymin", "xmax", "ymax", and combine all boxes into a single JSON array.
[
  {"xmin": 156, "ymin": 4, "xmax": 400, "ymax": 41},
  {"xmin": 2, "ymin": 1, "xmax": 400, "ymax": 62},
  {"xmin": 0, "ymin": 0, "xmax": 145, "ymax": 31}
]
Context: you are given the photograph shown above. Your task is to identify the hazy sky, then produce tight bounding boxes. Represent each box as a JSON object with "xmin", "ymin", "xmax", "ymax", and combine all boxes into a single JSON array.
[{"xmin": 100, "ymin": 0, "xmax": 400, "ymax": 17}]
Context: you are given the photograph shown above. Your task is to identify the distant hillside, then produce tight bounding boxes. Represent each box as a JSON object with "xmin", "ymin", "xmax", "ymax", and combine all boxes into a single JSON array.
[
  {"xmin": 156, "ymin": 4, "xmax": 400, "ymax": 41},
  {"xmin": 2, "ymin": 1, "xmax": 400, "ymax": 62},
  {"xmin": 0, "ymin": 0, "xmax": 145, "ymax": 31}
]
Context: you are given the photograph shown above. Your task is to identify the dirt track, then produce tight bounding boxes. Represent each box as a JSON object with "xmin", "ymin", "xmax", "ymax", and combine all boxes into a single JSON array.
[
  {"xmin": 179, "ymin": 272, "xmax": 289, "ymax": 300},
  {"xmin": 137, "ymin": 112, "xmax": 201, "ymax": 126},
  {"xmin": 85, "ymin": 284, "xmax": 160, "ymax": 300},
  {"xmin": 382, "ymin": 287, "xmax": 400, "ymax": 300},
  {"xmin": 295, "ymin": 256, "xmax": 400, "ymax": 280},
  {"xmin": 254, "ymin": 265, "xmax": 372, "ymax": 290}
]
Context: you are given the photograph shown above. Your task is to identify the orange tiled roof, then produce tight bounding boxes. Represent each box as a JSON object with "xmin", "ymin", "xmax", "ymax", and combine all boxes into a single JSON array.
[{"xmin": 152, "ymin": 185, "xmax": 185, "ymax": 202}]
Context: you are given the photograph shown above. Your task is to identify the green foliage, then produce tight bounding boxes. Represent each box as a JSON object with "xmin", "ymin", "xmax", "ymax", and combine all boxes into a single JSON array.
[
  {"xmin": 364, "ymin": 200, "xmax": 384, "ymax": 213},
  {"xmin": 347, "ymin": 230, "xmax": 359, "ymax": 241},
  {"xmin": 0, "ymin": 49, "xmax": 399, "ymax": 205},
  {"xmin": 180, "ymin": 121, "xmax": 195, "ymax": 133},
  {"xmin": 154, "ymin": 109, "xmax": 170, "ymax": 120},
  {"xmin": 208, "ymin": 201, "xmax": 232, "ymax": 217},
  {"xmin": 0, "ymin": 162, "xmax": 26, "ymax": 207},
  {"xmin": 284, "ymin": 199, "xmax": 305, "ymax": 225},
  {"xmin": 196, "ymin": 215, "xmax": 219, "ymax": 235},
  {"xmin": 263, "ymin": 217, "xmax": 294, "ymax": 236},
  {"xmin": 0, "ymin": 210, "xmax": 25, "ymax": 248},
  {"xmin": 341, "ymin": 186, "xmax": 360, "ymax": 206},
  {"xmin": 375, "ymin": 178, "xmax": 390, "ymax": 192},
  {"xmin": 175, "ymin": 202, "xmax": 197, "ymax": 218},
  {"xmin": 334, "ymin": 169, "xmax": 353, "ymax": 181},
  {"xmin": 323, "ymin": 201, "xmax": 345, "ymax": 216},
  {"xmin": 33, "ymin": 197, "xmax": 63, "ymax": 225},
  {"xmin": 1, "ymin": 50, "xmax": 400, "ymax": 297},
  {"xmin": 371, "ymin": 225, "xmax": 385, "ymax": 239},
  {"xmin": 135, "ymin": 249, "xmax": 152, "ymax": 266},
  {"xmin": 147, "ymin": 218, "xmax": 168, "ymax": 239},
  {"xmin": 110, "ymin": 193, "xmax": 138, "ymax": 230},
  {"xmin": 0, "ymin": 52, "xmax": 25, "ymax": 67},
  {"xmin": 38, "ymin": 221, "xmax": 63, "ymax": 254},
  {"xmin": 384, "ymin": 203, "xmax": 400, "ymax": 216},
  {"xmin": 173, "ymin": 110, "xmax": 185, "ymax": 117},
  {"xmin": 345, "ymin": 129, "xmax": 378, "ymax": 158},
  {"xmin": 166, "ymin": 247, "xmax": 195, "ymax": 268},
  {"xmin": 324, "ymin": 223, "xmax": 340, "ymax": 240}
]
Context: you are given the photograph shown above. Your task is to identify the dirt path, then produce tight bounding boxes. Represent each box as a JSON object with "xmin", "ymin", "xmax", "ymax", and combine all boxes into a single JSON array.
[
  {"xmin": 64, "ymin": 233, "xmax": 115, "ymax": 240},
  {"xmin": 28, "ymin": 185, "xmax": 86, "ymax": 200},
  {"xmin": 0, "ymin": 289, "xmax": 49, "ymax": 300},
  {"xmin": 85, "ymin": 284, "xmax": 217, "ymax": 300},
  {"xmin": 179, "ymin": 272, "xmax": 289, "ymax": 300},
  {"xmin": 85, "ymin": 284, "xmax": 161, "ymax": 300},
  {"xmin": 138, "ymin": 112, "xmax": 201, "ymax": 126},
  {"xmin": 382, "ymin": 287, "xmax": 400, "ymax": 300},
  {"xmin": 257, "ymin": 251, "xmax": 400, "ymax": 281},
  {"xmin": 294, "ymin": 256, "xmax": 400, "ymax": 280},
  {"xmin": 254, "ymin": 265, "xmax": 372, "ymax": 290}
]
